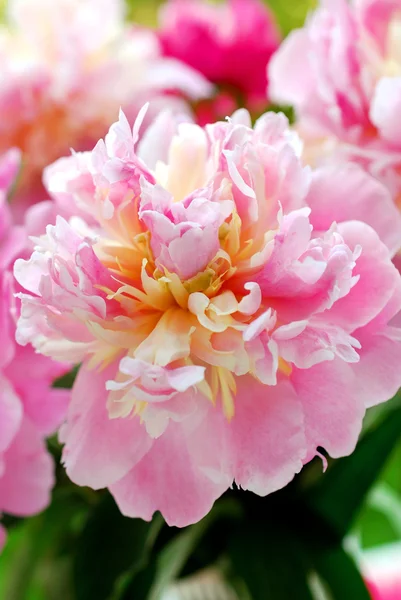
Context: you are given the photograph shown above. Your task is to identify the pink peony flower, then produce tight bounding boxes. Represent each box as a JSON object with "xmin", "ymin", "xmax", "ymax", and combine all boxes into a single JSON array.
[
  {"xmin": 269, "ymin": 0, "xmax": 401, "ymax": 218},
  {"xmin": 0, "ymin": 0, "xmax": 212, "ymax": 218},
  {"xmin": 0, "ymin": 150, "xmax": 69, "ymax": 549},
  {"xmin": 158, "ymin": 0, "xmax": 281, "ymax": 123},
  {"xmin": 15, "ymin": 106, "xmax": 401, "ymax": 527}
]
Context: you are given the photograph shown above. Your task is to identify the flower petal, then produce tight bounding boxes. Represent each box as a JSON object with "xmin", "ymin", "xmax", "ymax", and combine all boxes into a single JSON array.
[{"xmin": 60, "ymin": 362, "xmax": 153, "ymax": 489}]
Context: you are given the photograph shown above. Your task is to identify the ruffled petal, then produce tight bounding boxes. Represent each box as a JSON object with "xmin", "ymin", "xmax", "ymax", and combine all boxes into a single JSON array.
[
  {"xmin": 292, "ymin": 359, "xmax": 366, "ymax": 461},
  {"xmin": 60, "ymin": 362, "xmax": 152, "ymax": 489},
  {"xmin": 307, "ymin": 163, "xmax": 401, "ymax": 256},
  {"xmin": 110, "ymin": 419, "xmax": 227, "ymax": 527},
  {"xmin": 230, "ymin": 376, "xmax": 306, "ymax": 495}
]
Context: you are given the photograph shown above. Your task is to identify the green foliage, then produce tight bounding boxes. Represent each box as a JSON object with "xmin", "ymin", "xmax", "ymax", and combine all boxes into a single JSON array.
[
  {"xmin": 0, "ymin": 489, "xmax": 89, "ymax": 600},
  {"xmin": 53, "ymin": 365, "xmax": 80, "ymax": 390},
  {"xmin": 307, "ymin": 406, "xmax": 401, "ymax": 539},
  {"xmin": 311, "ymin": 546, "xmax": 371, "ymax": 600},
  {"xmin": 229, "ymin": 520, "xmax": 314, "ymax": 600},
  {"xmin": 73, "ymin": 494, "xmax": 163, "ymax": 600}
]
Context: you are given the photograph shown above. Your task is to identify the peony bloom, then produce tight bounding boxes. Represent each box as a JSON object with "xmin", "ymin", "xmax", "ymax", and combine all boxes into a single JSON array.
[
  {"xmin": 0, "ymin": 0, "xmax": 212, "ymax": 217},
  {"xmin": 158, "ymin": 0, "xmax": 281, "ymax": 123},
  {"xmin": 15, "ymin": 106, "xmax": 401, "ymax": 527},
  {"xmin": 269, "ymin": 0, "xmax": 401, "ymax": 213},
  {"xmin": 0, "ymin": 150, "xmax": 69, "ymax": 549}
]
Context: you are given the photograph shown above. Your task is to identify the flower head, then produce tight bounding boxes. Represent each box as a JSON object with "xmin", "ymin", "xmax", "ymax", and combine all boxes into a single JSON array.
[
  {"xmin": 269, "ymin": 0, "xmax": 401, "ymax": 213},
  {"xmin": 159, "ymin": 0, "xmax": 281, "ymax": 122},
  {"xmin": 0, "ymin": 150, "xmax": 69, "ymax": 548},
  {"xmin": 15, "ymin": 106, "xmax": 401, "ymax": 526},
  {"xmin": 0, "ymin": 0, "xmax": 212, "ymax": 216}
]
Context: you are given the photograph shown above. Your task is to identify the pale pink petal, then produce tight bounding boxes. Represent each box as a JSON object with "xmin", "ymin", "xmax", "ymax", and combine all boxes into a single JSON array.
[
  {"xmin": 4, "ymin": 345, "xmax": 69, "ymax": 435},
  {"xmin": 229, "ymin": 376, "xmax": 306, "ymax": 495},
  {"xmin": 60, "ymin": 362, "xmax": 153, "ymax": 489},
  {"xmin": 291, "ymin": 360, "xmax": 366, "ymax": 461},
  {"xmin": 274, "ymin": 320, "xmax": 361, "ymax": 368},
  {"xmin": 0, "ymin": 418, "xmax": 54, "ymax": 516},
  {"xmin": 351, "ymin": 328, "xmax": 401, "ymax": 408},
  {"xmin": 0, "ymin": 375, "xmax": 22, "ymax": 454},
  {"xmin": 269, "ymin": 29, "xmax": 313, "ymax": 106},
  {"xmin": 110, "ymin": 419, "xmax": 227, "ymax": 527},
  {"xmin": 370, "ymin": 78, "xmax": 401, "ymax": 147},
  {"xmin": 329, "ymin": 221, "xmax": 399, "ymax": 329},
  {"xmin": 307, "ymin": 163, "xmax": 401, "ymax": 255}
]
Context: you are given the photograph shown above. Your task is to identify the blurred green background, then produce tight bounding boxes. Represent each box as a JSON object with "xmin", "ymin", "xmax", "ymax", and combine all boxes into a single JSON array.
[
  {"xmin": 126, "ymin": 0, "xmax": 316, "ymax": 35},
  {"xmin": 0, "ymin": 0, "xmax": 317, "ymax": 35}
]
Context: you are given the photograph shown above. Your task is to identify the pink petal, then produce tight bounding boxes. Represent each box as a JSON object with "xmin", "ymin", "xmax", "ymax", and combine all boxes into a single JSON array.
[
  {"xmin": 60, "ymin": 361, "xmax": 153, "ymax": 489},
  {"xmin": 307, "ymin": 163, "xmax": 401, "ymax": 255},
  {"xmin": 4, "ymin": 345, "xmax": 70, "ymax": 435},
  {"xmin": 351, "ymin": 328, "xmax": 401, "ymax": 408},
  {"xmin": 291, "ymin": 359, "xmax": 366, "ymax": 461},
  {"xmin": 330, "ymin": 221, "xmax": 399, "ymax": 330},
  {"xmin": 370, "ymin": 78, "xmax": 401, "ymax": 146},
  {"xmin": 230, "ymin": 376, "xmax": 306, "ymax": 495},
  {"xmin": 0, "ymin": 375, "xmax": 22, "ymax": 454},
  {"xmin": 0, "ymin": 418, "xmax": 54, "ymax": 516},
  {"xmin": 269, "ymin": 29, "xmax": 313, "ymax": 106},
  {"xmin": 110, "ymin": 419, "xmax": 227, "ymax": 527}
]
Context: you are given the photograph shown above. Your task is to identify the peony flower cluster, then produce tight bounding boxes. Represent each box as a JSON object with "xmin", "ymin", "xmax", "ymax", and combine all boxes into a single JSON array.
[
  {"xmin": 0, "ymin": 0, "xmax": 212, "ymax": 216},
  {"xmin": 0, "ymin": 151, "xmax": 69, "ymax": 549},
  {"xmin": 269, "ymin": 0, "xmax": 401, "ymax": 212},
  {"xmin": 15, "ymin": 106, "xmax": 401, "ymax": 526},
  {"xmin": 159, "ymin": 0, "xmax": 281, "ymax": 123}
]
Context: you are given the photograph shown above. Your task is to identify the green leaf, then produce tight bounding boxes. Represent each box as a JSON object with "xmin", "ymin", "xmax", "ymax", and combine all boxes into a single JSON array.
[
  {"xmin": 306, "ymin": 406, "xmax": 401, "ymax": 538},
  {"xmin": 73, "ymin": 493, "xmax": 163, "ymax": 600},
  {"xmin": 265, "ymin": 0, "xmax": 316, "ymax": 36},
  {"xmin": 0, "ymin": 488, "xmax": 88, "ymax": 600},
  {"xmin": 120, "ymin": 498, "xmax": 241, "ymax": 600},
  {"xmin": 53, "ymin": 365, "xmax": 80, "ymax": 389},
  {"xmin": 119, "ymin": 523, "xmax": 211, "ymax": 600},
  {"xmin": 229, "ymin": 520, "xmax": 314, "ymax": 600},
  {"xmin": 312, "ymin": 546, "xmax": 371, "ymax": 600}
]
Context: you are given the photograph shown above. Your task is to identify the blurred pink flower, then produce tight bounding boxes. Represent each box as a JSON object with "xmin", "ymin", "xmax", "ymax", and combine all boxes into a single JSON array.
[
  {"xmin": 158, "ymin": 0, "xmax": 281, "ymax": 122},
  {"xmin": 269, "ymin": 0, "xmax": 401, "ymax": 217},
  {"xmin": 363, "ymin": 543, "xmax": 401, "ymax": 600},
  {"xmin": 0, "ymin": 0, "xmax": 212, "ymax": 218},
  {"xmin": 15, "ymin": 106, "xmax": 401, "ymax": 527},
  {"xmin": 0, "ymin": 150, "xmax": 69, "ymax": 549}
]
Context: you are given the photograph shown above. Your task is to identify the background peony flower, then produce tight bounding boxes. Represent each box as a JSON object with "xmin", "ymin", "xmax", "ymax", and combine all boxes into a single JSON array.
[
  {"xmin": 269, "ymin": 0, "xmax": 401, "ymax": 221},
  {"xmin": 0, "ymin": 150, "xmax": 69, "ymax": 550},
  {"xmin": 0, "ymin": 0, "xmax": 213, "ymax": 219},
  {"xmin": 158, "ymin": 0, "xmax": 281, "ymax": 123},
  {"xmin": 362, "ymin": 543, "xmax": 401, "ymax": 600},
  {"xmin": 15, "ymin": 106, "xmax": 401, "ymax": 527}
]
